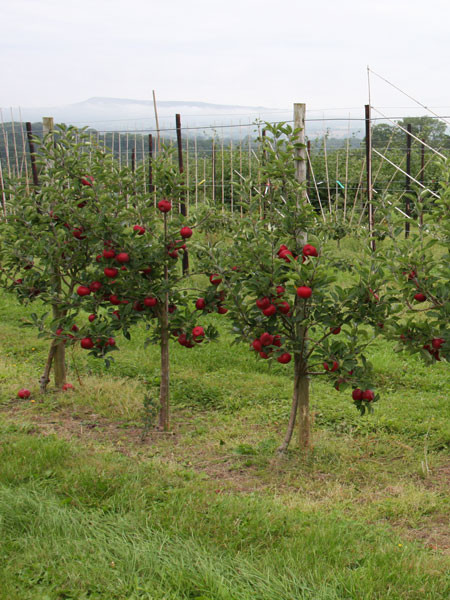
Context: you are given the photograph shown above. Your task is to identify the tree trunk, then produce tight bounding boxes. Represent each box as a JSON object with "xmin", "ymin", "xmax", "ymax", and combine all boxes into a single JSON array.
[
  {"xmin": 158, "ymin": 296, "xmax": 170, "ymax": 431},
  {"xmin": 51, "ymin": 303, "xmax": 66, "ymax": 390},
  {"xmin": 158, "ymin": 212, "xmax": 170, "ymax": 431},
  {"xmin": 278, "ymin": 353, "xmax": 301, "ymax": 453},
  {"xmin": 40, "ymin": 341, "xmax": 56, "ymax": 393},
  {"xmin": 297, "ymin": 372, "xmax": 310, "ymax": 450}
]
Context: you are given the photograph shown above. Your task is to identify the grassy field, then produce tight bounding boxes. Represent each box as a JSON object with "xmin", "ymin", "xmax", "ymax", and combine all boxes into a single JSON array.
[{"xmin": 0, "ymin": 288, "xmax": 449, "ymax": 599}]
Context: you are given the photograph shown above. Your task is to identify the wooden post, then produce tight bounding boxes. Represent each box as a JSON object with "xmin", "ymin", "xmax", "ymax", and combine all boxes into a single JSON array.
[
  {"xmin": 419, "ymin": 138, "xmax": 425, "ymax": 228},
  {"xmin": 306, "ymin": 139, "xmax": 311, "ymax": 200},
  {"xmin": 42, "ymin": 116, "xmax": 54, "ymax": 137},
  {"xmin": 212, "ymin": 137, "xmax": 216, "ymax": 204},
  {"xmin": 293, "ymin": 103, "xmax": 307, "ymax": 206},
  {"xmin": 365, "ymin": 105, "xmax": 375, "ymax": 251},
  {"xmin": 148, "ymin": 134, "xmax": 154, "ymax": 194},
  {"xmin": 293, "ymin": 103, "xmax": 310, "ymax": 451},
  {"xmin": 175, "ymin": 114, "xmax": 189, "ymax": 274},
  {"xmin": 405, "ymin": 123, "xmax": 412, "ymax": 238},
  {"xmin": 152, "ymin": 90, "xmax": 161, "ymax": 152},
  {"xmin": 26, "ymin": 122, "xmax": 39, "ymax": 187}
]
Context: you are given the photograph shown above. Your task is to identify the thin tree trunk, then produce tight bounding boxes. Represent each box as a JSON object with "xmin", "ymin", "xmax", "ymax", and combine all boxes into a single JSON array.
[
  {"xmin": 158, "ymin": 213, "xmax": 170, "ymax": 430},
  {"xmin": 40, "ymin": 341, "xmax": 57, "ymax": 393},
  {"xmin": 297, "ymin": 373, "xmax": 310, "ymax": 450},
  {"xmin": 278, "ymin": 354, "xmax": 301, "ymax": 453},
  {"xmin": 52, "ymin": 305, "xmax": 66, "ymax": 389}
]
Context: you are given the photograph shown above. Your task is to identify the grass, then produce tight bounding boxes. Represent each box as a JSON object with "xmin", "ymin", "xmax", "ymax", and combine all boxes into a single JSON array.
[{"xmin": 0, "ymin": 288, "xmax": 449, "ymax": 599}]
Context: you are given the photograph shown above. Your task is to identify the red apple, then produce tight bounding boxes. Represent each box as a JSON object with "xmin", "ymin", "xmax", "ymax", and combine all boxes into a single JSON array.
[
  {"xmin": 330, "ymin": 326, "xmax": 341, "ymax": 335},
  {"xmin": 71, "ymin": 324, "xmax": 79, "ymax": 332},
  {"xmin": 252, "ymin": 339, "xmax": 263, "ymax": 352},
  {"xmin": 362, "ymin": 389, "xmax": 375, "ymax": 402},
  {"xmin": 168, "ymin": 250, "xmax": 178, "ymax": 259},
  {"xmin": 103, "ymin": 249, "xmax": 116, "ymax": 259},
  {"xmin": 109, "ymin": 295, "xmax": 121, "ymax": 305},
  {"xmin": 89, "ymin": 281, "xmax": 102, "ymax": 292},
  {"xmin": 279, "ymin": 249, "xmax": 293, "ymax": 262},
  {"xmin": 432, "ymin": 338, "xmax": 445, "ymax": 350},
  {"xmin": 157, "ymin": 199, "xmax": 172, "ymax": 213},
  {"xmin": 104, "ymin": 267, "xmax": 118, "ymax": 278},
  {"xmin": 259, "ymin": 351, "xmax": 270, "ymax": 359},
  {"xmin": 144, "ymin": 297, "xmax": 158, "ymax": 308},
  {"xmin": 277, "ymin": 352, "xmax": 292, "ymax": 364},
  {"xmin": 72, "ymin": 227, "xmax": 85, "ymax": 240},
  {"xmin": 256, "ymin": 297, "xmax": 271, "ymax": 310},
  {"xmin": 296, "ymin": 286, "xmax": 312, "ymax": 299},
  {"xmin": 133, "ymin": 301, "xmax": 145, "ymax": 312},
  {"xmin": 107, "ymin": 337, "xmax": 116, "ymax": 346},
  {"xmin": 302, "ymin": 244, "xmax": 318, "ymax": 257},
  {"xmin": 276, "ymin": 285, "xmax": 285, "ymax": 296},
  {"xmin": 180, "ymin": 226, "xmax": 193, "ymax": 239},
  {"xmin": 133, "ymin": 225, "xmax": 146, "ymax": 235},
  {"xmin": 324, "ymin": 360, "xmax": 339, "ymax": 372},
  {"xmin": 141, "ymin": 266, "xmax": 152, "ymax": 275},
  {"xmin": 76, "ymin": 285, "xmax": 91, "ymax": 297},
  {"xmin": 263, "ymin": 304, "xmax": 277, "ymax": 317},
  {"xmin": 195, "ymin": 298, "xmax": 206, "ymax": 310},
  {"xmin": 217, "ymin": 306, "xmax": 228, "ymax": 314},
  {"xmin": 80, "ymin": 337, "xmax": 94, "ymax": 350},
  {"xmin": 260, "ymin": 332, "xmax": 274, "ymax": 346},
  {"xmin": 17, "ymin": 388, "xmax": 31, "ymax": 399},
  {"xmin": 88, "ymin": 314, "xmax": 96, "ymax": 322},
  {"xmin": 352, "ymin": 388, "xmax": 363, "ymax": 401},
  {"xmin": 414, "ymin": 293, "xmax": 427, "ymax": 302},
  {"xmin": 209, "ymin": 274, "xmax": 222, "ymax": 286},
  {"xmin": 62, "ymin": 383, "xmax": 74, "ymax": 391},
  {"xmin": 277, "ymin": 301, "xmax": 290, "ymax": 314},
  {"xmin": 116, "ymin": 252, "xmax": 130, "ymax": 263},
  {"xmin": 81, "ymin": 175, "xmax": 94, "ymax": 186},
  {"xmin": 192, "ymin": 326, "xmax": 205, "ymax": 339},
  {"xmin": 168, "ymin": 304, "xmax": 177, "ymax": 313}
]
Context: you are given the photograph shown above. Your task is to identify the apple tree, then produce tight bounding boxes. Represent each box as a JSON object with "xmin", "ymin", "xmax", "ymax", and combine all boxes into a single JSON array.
[
  {"xmin": 198, "ymin": 122, "xmax": 386, "ymax": 452},
  {"xmin": 375, "ymin": 160, "xmax": 449, "ymax": 364},
  {"xmin": 0, "ymin": 125, "xmax": 130, "ymax": 391}
]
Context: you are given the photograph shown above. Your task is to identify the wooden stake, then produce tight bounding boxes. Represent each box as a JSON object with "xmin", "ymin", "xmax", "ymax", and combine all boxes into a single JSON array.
[
  {"xmin": 365, "ymin": 105, "xmax": 375, "ymax": 251},
  {"xmin": 405, "ymin": 123, "xmax": 412, "ymax": 238},
  {"xmin": 10, "ymin": 108, "xmax": 20, "ymax": 176},
  {"xmin": 152, "ymin": 90, "xmax": 161, "ymax": 152},
  {"xmin": 175, "ymin": 114, "xmax": 188, "ymax": 274}
]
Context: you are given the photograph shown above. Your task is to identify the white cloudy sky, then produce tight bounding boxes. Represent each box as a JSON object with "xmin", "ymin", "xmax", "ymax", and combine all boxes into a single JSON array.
[{"xmin": 1, "ymin": 0, "xmax": 449, "ymax": 112}]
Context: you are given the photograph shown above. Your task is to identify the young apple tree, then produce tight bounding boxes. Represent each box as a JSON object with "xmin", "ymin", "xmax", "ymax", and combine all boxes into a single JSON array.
[
  {"xmin": 376, "ymin": 160, "xmax": 449, "ymax": 364},
  {"xmin": 199, "ymin": 122, "xmax": 386, "ymax": 452},
  {"xmin": 72, "ymin": 146, "xmax": 220, "ymax": 431},
  {"xmin": 0, "ymin": 125, "xmax": 127, "ymax": 391}
]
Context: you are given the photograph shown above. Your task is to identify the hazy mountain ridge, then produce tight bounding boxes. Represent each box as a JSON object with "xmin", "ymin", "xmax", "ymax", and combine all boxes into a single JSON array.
[{"xmin": 12, "ymin": 97, "xmax": 365, "ymax": 139}]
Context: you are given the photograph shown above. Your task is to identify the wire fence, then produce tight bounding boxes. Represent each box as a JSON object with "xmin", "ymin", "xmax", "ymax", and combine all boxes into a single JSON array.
[{"xmin": 1, "ymin": 105, "xmax": 448, "ymax": 222}]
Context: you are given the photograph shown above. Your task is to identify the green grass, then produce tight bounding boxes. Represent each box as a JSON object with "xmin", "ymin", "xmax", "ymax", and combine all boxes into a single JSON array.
[{"xmin": 0, "ymin": 289, "xmax": 449, "ymax": 599}]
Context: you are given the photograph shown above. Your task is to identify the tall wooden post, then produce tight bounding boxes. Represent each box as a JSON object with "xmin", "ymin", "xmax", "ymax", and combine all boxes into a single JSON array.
[
  {"xmin": 405, "ymin": 123, "xmax": 412, "ymax": 238},
  {"xmin": 148, "ymin": 134, "xmax": 154, "ymax": 194},
  {"xmin": 293, "ymin": 103, "xmax": 310, "ymax": 450},
  {"xmin": 365, "ymin": 105, "xmax": 375, "ymax": 251},
  {"xmin": 175, "ymin": 114, "xmax": 189, "ymax": 274},
  {"xmin": 26, "ymin": 122, "xmax": 39, "ymax": 187}
]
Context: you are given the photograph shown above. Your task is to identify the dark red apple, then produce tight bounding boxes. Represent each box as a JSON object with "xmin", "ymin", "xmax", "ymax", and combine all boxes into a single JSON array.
[
  {"xmin": 277, "ymin": 352, "xmax": 291, "ymax": 364},
  {"xmin": 89, "ymin": 281, "xmax": 102, "ymax": 292},
  {"xmin": 144, "ymin": 297, "xmax": 158, "ymax": 307},
  {"xmin": 256, "ymin": 297, "xmax": 271, "ymax": 310},
  {"xmin": 116, "ymin": 252, "xmax": 130, "ymax": 263},
  {"xmin": 17, "ymin": 388, "xmax": 31, "ymax": 399},
  {"xmin": 352, "ymin": 388, "xmax": 363, "ymax": 401},
  {"xmin": 324, "ymin": 360, "xmax": 339, "ymax": 372},
  {"xmin": 104, "ymin": 267, "xmax": 118, "ymax": 278},
  {"xmin": 195, "ymin": 298, "xmax": 206, "ymax": 310},
  {"xmin": 81, "ymin": 337, "xmax": 94, "ymax": 350},
  {"xmin": 133, "ymin": 225, "xmax": 146, "ymax": 235},
  {"xmin": 414, "ymin": 293, "xmax": 427, "ymax": 302},
  {"xmin": 103, "ymin": 249, "xmax": 116, "ymax": 259},
  {"xmin": 88, "ymin": 314, "xmax": 96, "ymax": 322},
  {"xmin": 362, "ymin": 389, "xmax": 375, "ymax": 402},
  {"xmin": 209, "ymin": 274, "xmax": 222, "ymax": 286},
  {"xmin": 263, "ymin": 304, "xmax": 277, "ymax": 317}
]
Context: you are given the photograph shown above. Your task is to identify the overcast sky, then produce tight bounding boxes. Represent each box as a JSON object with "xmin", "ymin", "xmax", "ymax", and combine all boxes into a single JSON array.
[{"xmin": 1, "ymin": 0, "xmax": 449, "ymax": 113}]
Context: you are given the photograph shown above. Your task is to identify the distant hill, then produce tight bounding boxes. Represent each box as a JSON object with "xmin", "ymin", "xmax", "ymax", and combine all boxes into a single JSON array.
[{"xmin": 14, "ymin": 97, "xmax": 365, "ymax": 139}]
